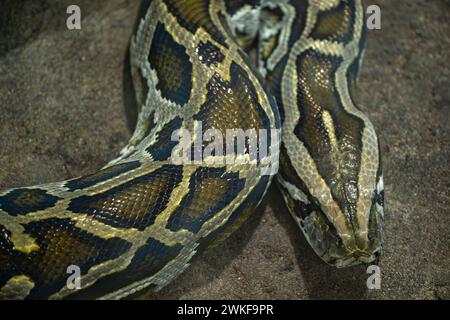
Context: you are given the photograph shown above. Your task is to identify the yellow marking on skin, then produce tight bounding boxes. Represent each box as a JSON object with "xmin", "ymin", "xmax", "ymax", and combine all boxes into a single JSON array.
[
  {"xmin": 85, "ymin": 162, "xmax": 166, "ymax": 195},
  {"xmin": 321, "ymin": 110, "xmax": 338, "ymax": 150},
  {"xmin": 154, "ymin": 165, "xmax": 196, "ymax": 226},
  {"xmin": 0, "ymin": 275, "xmax": 35, "ymax": 299},
  {"xmin": 0, "ymin": 212, "xmax": 40, "ymax": 253},
  {"xmin": 13, "ymin": 239, "xmax": 40, "ymax": 254},
  {"xmin": 199, "ymin": 169, "xmax": 261, "ymax": 237},
  {"xmin": 310, "ymin": 0, "xmax": 340, "ymax": 11},
  {"xmin": 73, "ymin": 218, "xmax": 140, "ymax": 241}
]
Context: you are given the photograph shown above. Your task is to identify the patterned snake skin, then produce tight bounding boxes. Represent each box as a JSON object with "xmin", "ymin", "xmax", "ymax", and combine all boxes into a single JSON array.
[{"xmin": 0, "ymin": 0, "xmax": 383, "ymax": 299}]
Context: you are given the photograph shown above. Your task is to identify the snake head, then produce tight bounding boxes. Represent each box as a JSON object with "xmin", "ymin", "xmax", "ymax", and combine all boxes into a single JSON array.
[{"xmin": 278, "ymin": 171, "xmax": 384, "ymax": 268}]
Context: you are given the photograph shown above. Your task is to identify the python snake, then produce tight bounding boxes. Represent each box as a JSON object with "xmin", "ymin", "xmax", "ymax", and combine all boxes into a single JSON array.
[{"xmin": 0, "ymin": 0, "xmax": 383, "ymax": 299}]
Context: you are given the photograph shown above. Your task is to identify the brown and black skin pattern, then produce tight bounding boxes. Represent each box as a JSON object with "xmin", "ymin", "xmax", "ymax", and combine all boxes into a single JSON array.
[
  {"xmin": 0, "ymin": 0, "xmax": 385, "ymax": 299},
  {"xmin": 0, "ymin": 0, "xmax": 280, "ymax": 299},
  {"xmin": 254, "ymin": 0, "xmax": 384, "ymax": 267}
]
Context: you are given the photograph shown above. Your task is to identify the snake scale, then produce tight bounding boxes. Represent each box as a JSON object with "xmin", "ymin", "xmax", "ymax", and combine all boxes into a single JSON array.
[{"xmin": 0, "ymin": 0, "xmax": 384, "ymax": 299}]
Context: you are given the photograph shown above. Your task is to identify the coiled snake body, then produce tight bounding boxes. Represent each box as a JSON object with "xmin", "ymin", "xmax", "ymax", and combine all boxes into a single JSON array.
[{"xmin": 0, "ymin": 0, "xmax": 383, "ymax": 299}]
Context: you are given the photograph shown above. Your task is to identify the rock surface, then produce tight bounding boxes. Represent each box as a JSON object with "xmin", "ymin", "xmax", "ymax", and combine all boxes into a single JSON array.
[{"xmin": 0, "ymin": 0, "xmax": 448, "ymax": 299}]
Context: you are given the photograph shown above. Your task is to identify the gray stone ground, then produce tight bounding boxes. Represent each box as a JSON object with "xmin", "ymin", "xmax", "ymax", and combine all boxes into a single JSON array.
[{"xmin": 0, "ymin": 0, "xmax": 448, "ymax": 299}]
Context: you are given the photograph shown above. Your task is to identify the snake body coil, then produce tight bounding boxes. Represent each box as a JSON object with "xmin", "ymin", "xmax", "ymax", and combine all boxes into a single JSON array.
[{"xmin": 0, "ymin": 0, "xmax": 383, "ymax": 299}]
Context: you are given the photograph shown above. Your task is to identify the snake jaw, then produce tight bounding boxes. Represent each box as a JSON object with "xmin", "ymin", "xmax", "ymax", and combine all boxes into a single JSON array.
[
  {"xmin": 331, "ymin": 183, "xmax": 384, "ymax": 268},
  {"xmin": 279, "ymin": 174, "xmax": 383, "ymax": 268}
]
